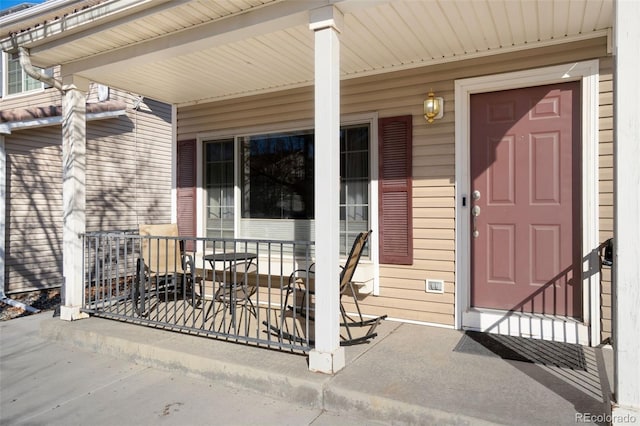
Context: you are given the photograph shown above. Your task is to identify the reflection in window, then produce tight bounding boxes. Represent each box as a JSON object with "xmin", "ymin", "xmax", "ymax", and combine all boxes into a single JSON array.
[{"xmin": 241, "ymin": 131, "xmax": 314, "ymax": 220}]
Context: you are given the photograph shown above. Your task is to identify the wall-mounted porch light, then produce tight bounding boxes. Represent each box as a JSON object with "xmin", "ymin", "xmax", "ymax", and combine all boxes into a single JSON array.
[{"xmin": 423, "ymin": 90, "xmax": 444, "ymax": 123}]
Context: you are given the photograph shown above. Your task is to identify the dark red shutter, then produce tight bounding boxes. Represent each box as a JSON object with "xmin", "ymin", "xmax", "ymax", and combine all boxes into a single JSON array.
[
  {"xmin": 378, "ymin": 116, "xmax": 413, "ymax": 265},
  {"xmin": 177, "ymin": 139, "xmax": 196, "ymax": 251}
]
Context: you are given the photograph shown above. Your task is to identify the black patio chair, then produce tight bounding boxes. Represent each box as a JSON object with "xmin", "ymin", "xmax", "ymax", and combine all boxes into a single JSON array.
[{"xmin": 266, "ymin": 230, "xmax": 387, "ymax": 346}]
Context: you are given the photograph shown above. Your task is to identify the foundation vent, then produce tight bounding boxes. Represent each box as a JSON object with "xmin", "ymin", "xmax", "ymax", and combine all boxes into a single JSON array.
[{"xmin": 426, "ymin": 279, "xmax": 444, "ymax": 294}]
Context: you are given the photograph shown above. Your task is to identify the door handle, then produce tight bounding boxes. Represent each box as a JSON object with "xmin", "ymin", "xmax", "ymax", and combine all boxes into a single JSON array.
[{"xmin": 471, "ymin": 205, "xmax": 481, "ymax": 238}]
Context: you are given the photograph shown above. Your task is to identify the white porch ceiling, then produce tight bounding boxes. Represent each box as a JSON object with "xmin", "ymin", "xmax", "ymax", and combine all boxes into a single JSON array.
[{"xmin": 1, "ymin": 0, "xmax": 613, "ymax": 105}]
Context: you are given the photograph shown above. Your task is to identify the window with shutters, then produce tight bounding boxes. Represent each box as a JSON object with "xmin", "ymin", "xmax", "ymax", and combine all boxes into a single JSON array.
[
  {"xmin": 177, "ymin": 139, "xmax": 197, "ymax": 251},
  {"xmin": 202, "ymin": 123, "xmax": 371, "ymax": 256}
]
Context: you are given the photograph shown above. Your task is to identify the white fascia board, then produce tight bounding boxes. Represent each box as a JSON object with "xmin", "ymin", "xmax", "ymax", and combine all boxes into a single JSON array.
[{"xmin": 0, "ymin": 109, "xmax": 126, "ymax": 134}]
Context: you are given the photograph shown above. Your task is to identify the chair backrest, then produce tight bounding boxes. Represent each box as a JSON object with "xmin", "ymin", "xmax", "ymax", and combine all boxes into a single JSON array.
[
  {"xmin": 340, "ymin": 230, "xmax": 372, "ymax": 291},
  {"xmin": 139, "ymin": 223, "xmax": 184, "ymax": 275}
]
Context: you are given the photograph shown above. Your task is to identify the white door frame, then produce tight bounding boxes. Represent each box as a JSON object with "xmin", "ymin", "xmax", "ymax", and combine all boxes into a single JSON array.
[{"xmin": 454, "ymin": 60, "xmax": 600, "ymax": 346}]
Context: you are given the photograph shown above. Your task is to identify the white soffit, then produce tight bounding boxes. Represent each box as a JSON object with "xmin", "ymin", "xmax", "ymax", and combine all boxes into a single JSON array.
[{"xmin": 2, "ymin": 0, "xmax": 613, "ymax": 105}]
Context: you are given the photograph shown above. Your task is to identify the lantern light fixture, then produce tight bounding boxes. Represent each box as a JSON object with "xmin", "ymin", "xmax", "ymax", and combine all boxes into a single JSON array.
[{"xmin": 424, "ymin": 90, "xmax": 444, "ymax": 123}]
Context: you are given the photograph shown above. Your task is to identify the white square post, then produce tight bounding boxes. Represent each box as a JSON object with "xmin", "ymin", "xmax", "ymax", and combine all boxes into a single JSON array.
[
  {"xmin": 308, "ymin": 5, "xmax": 345, "ymax": 374},
  {"xmin": 59, "ymin": 75, "xmax": 90, "ymax": 321},
  {"xmin": 612, "ymin": 0, "xmax": 640, "ymax": 423}
]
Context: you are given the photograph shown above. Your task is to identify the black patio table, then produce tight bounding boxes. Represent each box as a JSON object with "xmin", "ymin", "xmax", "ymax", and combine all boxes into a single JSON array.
[
  {"xmin": 202, "ymin": 252, "xmax": 258, "ymax": 270},
  {"xmin": 202, "ymin": 252, "xmax": 258, "ymax": 330}
]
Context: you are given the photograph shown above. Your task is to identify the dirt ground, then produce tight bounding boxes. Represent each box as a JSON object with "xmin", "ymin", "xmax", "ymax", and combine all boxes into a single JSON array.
[{"xmin": 0, "ymin": 288, "xmax": 61, "ymax": 321}]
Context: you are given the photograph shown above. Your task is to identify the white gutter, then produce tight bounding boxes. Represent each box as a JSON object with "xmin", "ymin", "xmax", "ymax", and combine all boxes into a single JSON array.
[
  {"xmin": 18, "ymin": 46, "xmax": 63, "ymax": 92},
  {"xmin": 0, "ymin": 0, "xmax": 89, "ymax": 28}
]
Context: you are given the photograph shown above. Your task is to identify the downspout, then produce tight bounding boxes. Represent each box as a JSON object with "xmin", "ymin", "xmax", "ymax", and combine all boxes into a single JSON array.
[
  {"xmin": 18, "ymin": 46, "xmax": 63, "ymax": 92},
  {"xmin": 0, "ymin": 291, "xmax": 41, "ymax": 314}
]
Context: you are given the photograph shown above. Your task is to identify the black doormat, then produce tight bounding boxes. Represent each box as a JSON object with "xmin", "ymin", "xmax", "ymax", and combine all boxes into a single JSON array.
[{"xmin": 454, "ymin": 331, "xmax": 586, "ymax": 371}]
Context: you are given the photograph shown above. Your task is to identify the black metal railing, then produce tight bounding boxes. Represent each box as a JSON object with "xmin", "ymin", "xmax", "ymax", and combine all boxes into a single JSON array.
[{"xmin": 81, "ymin": 230, "xmax": 314, "ymax": 353}]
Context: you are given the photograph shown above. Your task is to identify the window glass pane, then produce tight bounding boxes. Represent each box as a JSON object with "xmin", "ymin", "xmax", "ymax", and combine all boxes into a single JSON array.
[
  {"xmin": 7, "ymin": 56, "xmax": 21, "ymax": 94},
  {"xmin": 342, "ymin": 153, "xmax": 368, "ymax": 187},
  {"xmin": 204, "ymin": 139, "xmax": 235, "ymax": 247},
  {"xmin": 6, "ymin": 54, "xmax": 41, "ymax": 95},
  {"xmin": 346, "ymin": 126, "xmax": 369, "ymax": 151},
  {"xmin": 241, "ymin": 131, "xmax": 314, "ymax": 220},
  {"xmin": 342, "ymin": 179, "xmax": 369, "ymax": 205},
  {"xmin": 340, "ymin": 124, "xmax": 370, "ymax": 256},
  {"xmin": 24, "ymin": 73, "xmax": 41, "ymax": 91}
]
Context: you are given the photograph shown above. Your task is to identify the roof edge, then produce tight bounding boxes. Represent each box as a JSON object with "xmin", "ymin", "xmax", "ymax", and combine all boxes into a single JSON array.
[{"xmin": 0, "ymin": 0, "xmax": 94, "ymax": 33}]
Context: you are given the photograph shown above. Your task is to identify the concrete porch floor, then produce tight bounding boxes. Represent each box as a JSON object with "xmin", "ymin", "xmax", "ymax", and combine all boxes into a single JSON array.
[{"xmin": 3, "ymin": 312, "xmax": 613, "ymax": 425}]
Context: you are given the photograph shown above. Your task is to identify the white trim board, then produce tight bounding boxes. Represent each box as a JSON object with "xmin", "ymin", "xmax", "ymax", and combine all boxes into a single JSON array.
[
  {"xmin": 454, "ymin": 60, "xmax": 600, "ymax": 347},
  {"xmin": 463, "ymin": 308, "xmax": 589, "ymax": 345},
  {"xmin": 0, "ymin": 109, "xmax": 126, "ymax": 134}
]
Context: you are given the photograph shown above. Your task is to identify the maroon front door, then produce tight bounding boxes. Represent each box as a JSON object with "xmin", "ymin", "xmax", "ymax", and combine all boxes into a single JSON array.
[{"xmin": 470, "ymin": 82, "xmax": 582, "ymax": 319}]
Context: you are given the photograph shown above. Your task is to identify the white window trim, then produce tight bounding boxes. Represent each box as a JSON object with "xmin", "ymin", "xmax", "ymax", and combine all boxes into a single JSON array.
[
  {"xmin": 1, "ymin": 52, "xmax": 47, "ymax": 99},
  {"xmin": 196, "ymin": 111, "xmax": 380, "ymax": 294},
  {"xmin": 454, "ymin": 60, "xmax": 600, "ymax": 346}
]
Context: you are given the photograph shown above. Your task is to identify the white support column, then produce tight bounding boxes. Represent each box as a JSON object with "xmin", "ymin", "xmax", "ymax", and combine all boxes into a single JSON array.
[
  {"xmin": 59, "ymin": 75, "xmax": 90, "ymax": 321},
  {"xmin": 308, "ymin": 5, "xmax": 344, "ymax": 374},
  {"xmin": 612, "ymin": 0, "xmax": 640, "ymax": 423}
]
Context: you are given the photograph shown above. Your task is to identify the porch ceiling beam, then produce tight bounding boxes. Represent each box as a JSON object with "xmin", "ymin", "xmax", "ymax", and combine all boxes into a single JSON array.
[{"xmin": 58, "ymin": 0, "xmax": 332, "ymax": 77}]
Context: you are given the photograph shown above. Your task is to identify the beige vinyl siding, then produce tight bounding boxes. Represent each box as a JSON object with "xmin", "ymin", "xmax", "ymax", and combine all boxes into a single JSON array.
[
  {"xmin": 176, "ymin": 37, "xmax": 610, "ymax": 327},
  {"xmin": 598, "ymin": 57, "xmax": 614, "ymax": 343},
  {"xmin": 5, "ymin": 127, "xmax": 63, "ymax": 293},
  {"xmin": 4, "ymin": 86, "xmax": 172, "ymax": 294},
  {"xmin": 86, "ymin": 94, "xmax": 173, "ymax": 231}
]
